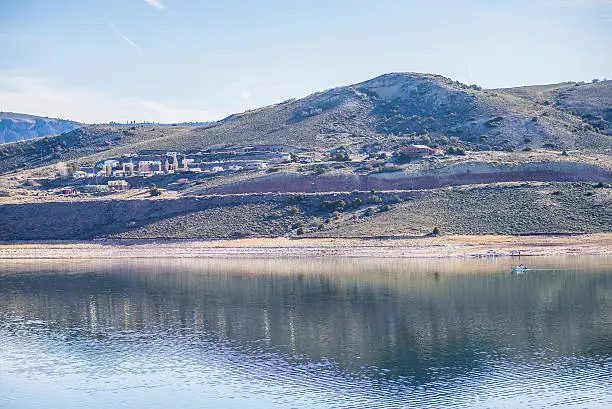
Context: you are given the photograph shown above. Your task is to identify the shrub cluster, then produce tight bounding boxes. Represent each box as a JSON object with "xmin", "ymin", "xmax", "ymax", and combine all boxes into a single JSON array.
[
  {"xmin": 368, "ymin": 195, "xmax": 382, "ymax": 204},
  {"xmin": 320, "ymin": 200, "xmax": 346, "ymax": 211},
  {"xmin": 330, "ymin": 152, "xmax": 350, "ymax": 162},
  {"xmin": 446, "ymin": 146, "xmax": 466, "ymax": 155},
  {"xmin": 485, "ymin": 116, "xmax": 504, "ymax": 127},
  {"xmin": 351, "ymin": 198, "xmax": 363, "ymax": 207}
]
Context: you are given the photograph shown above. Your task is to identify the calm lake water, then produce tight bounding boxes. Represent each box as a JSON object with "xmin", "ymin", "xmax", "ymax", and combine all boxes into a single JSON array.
[{"xmin": 1, "ymin": 256, "xmax": 611, "ymax": 408}]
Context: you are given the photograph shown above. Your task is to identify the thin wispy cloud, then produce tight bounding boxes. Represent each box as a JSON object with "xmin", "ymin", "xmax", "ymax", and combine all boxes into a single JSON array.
[
  {"xmin": 143, "ymin": 0, "xmax": 166, "ymax": 10},
  {"xmin": 106, "ymin": 20, "xmax": 142, "ymax": 53},
  {"xmin": 0, "ymin": 72, "xmax": 226, "ymax": 124},
  {"xmin": 241, "ymin": 90, "xmax": 255, "ymax": 109},
  {"xmin": 544, "ymin": 0, "xmax": 612, "ymax": 8}
]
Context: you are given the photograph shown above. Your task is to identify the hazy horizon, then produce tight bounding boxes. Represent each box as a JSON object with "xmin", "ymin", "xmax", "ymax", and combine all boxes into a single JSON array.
[{"xmin": 2, "ymin": 0, "xmax": 611, "ymax": 123}]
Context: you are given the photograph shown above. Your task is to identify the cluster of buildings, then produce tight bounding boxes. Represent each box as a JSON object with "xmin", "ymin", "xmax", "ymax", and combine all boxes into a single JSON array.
[
  {"xmin": 67, "ymin": 145, "xmax": 443, "ymax": 190},
  {"xmin": 60, "ymin": 180, "xmax": 128, "ymax": 195},
  {"xmin": 73, "ymin": 152, "xmax": 269, "ymax": 181}
]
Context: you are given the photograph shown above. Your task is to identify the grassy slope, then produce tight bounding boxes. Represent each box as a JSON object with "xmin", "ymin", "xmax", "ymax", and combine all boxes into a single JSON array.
[
  {"xmin": 0, "ymin": 182, "xmax": 610, "ymax": 240},
  {"xmin": 499, "ymin": 80, "xmax": 612, "ymax": 114},
  {"xmin": 114, "ymin": 182, "xmax": 612, "ymax": 239},
  {"xmin": 306, "ymin": 183, "xmax": 611, "ymax": 237},
  {"xmin": 495, "ymin": 82, "xmax": 577, "ymax": 104},
  {"xmin": 112, "ymin": 202, "xmax": 304, "ymax": 239},
  {"xmin": 498, "ymin": 80, "xmax": 612, "ymax": 136}
]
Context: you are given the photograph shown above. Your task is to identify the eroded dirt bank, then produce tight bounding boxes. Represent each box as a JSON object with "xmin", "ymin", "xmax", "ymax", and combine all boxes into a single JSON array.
[{"xmin": 205, "ymin": 162, "xmax": 611, "ymax": 194}]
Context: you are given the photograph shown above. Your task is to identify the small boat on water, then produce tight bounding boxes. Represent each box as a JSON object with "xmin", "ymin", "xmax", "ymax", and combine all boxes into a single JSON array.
[{"xmin": 512, "ymin": 264, "xmax": 528, "ymax": 274}]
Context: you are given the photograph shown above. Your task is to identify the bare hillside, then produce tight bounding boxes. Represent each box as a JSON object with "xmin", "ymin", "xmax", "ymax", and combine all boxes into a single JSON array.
[
  {"xmin": 499, "ymin": 80, "xmax": 612, "ymax": 136},
  {"xmin": 1, "ymin": 73, "xmax": 610, "ymax": 175}
]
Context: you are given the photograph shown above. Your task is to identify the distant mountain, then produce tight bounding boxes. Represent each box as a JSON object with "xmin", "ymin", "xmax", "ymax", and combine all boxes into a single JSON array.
[{"xmin": 0, "ymin": 112, "xmax": 83, "ymax": 144}]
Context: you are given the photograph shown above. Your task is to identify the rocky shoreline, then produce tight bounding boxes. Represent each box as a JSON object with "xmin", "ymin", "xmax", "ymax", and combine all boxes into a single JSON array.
[{"xmin": 0, "ymin": 234, "xmax": 609, "ymax": 260}]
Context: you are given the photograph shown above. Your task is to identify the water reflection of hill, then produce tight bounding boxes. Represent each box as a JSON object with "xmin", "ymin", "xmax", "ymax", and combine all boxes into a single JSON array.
[{"xmin": 1, "ymin": 257, "xmax": 610, "ymax": 383}]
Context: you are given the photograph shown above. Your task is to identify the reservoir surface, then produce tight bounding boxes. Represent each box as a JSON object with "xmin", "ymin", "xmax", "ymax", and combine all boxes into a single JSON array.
[{"xmin": 1, "ymin": 256, "xmax": 611, "ymax": 408}]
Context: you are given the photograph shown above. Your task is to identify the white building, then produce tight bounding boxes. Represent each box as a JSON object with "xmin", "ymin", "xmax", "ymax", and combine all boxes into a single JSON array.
[
  {"xmin": 72, "ymin": 171, "xmax": 89, "ymax": 179},
  {"xmin": 103, "ymin": 160, "xmax": 120, "ymax": 168},
  {"xmin": 138, "ymin": 160, "xmax": 162, "ymax": 173}
]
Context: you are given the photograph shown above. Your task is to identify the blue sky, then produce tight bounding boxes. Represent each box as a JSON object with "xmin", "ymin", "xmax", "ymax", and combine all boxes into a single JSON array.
[{"xmin": 1, "ymin": 0, "xmax": 611, "ymax": 123}]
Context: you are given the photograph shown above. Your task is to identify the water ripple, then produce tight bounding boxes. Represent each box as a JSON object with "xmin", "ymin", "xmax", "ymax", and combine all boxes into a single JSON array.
[{"xmin": 1, "ymin": 257, "xmax": 611, "ymax": 408}]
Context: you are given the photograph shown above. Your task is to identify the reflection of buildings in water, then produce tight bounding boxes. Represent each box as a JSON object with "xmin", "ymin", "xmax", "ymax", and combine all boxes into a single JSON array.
[
  {"xmin": 121, "ymin": 297, "xmax": 128, "ymax": 330},
  {"xmin": 0, "ymin": 258, "xmax": 610, "ymax": 381},
  {"xmin": 89, "ymin": 297, "xmax": 97, "ymax": 335},
  {"xmin": 289, "ymin": 309, "xmax": 296, "ymax": 354},
  {"xmin": 263, "ymin": 308, "xmax": 270, "ymax": 340},
  {"xmin": 194, "ymin": 309, "xmax": 202, "ymax": 331},
  {"xmin": 217, "ymin": 308, "xmax": 227, "ymax": 339}
]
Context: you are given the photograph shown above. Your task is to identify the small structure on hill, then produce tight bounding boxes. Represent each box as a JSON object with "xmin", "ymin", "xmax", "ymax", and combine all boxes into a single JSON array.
[
  {"xmin": 138, "ymin": 160, "xmax": 162, "ymax": 174},
  {"xmin": 61, "ymin": 187, "xmax": 76, "ymax": 195},
  {"xmin": 166, "ymin": 152, "xmax": 180, "ymax": 171},
  {"xmin": 247, "ymin": 162, "xmax": 267, "ymax": 170},
  {"xmin": 99, "ymin": 160, "xmax": 120, "ymax": 176},
  {"xmin": 164, "ymin": 152, "xmax": 189, "ymax": 172},
  {"xmin": 72, "ymin": 170, "xmax": 89, "ymax": 180},
  {"xmin": 103, "ymin": 160, "xmax": 120, "ymax": 168},
  {"xmin": 398, "ymin": 145, "xmax": 442, "ymax": 158},
  {"xmin": 82, "ymin": 185, "xmax": 110, "ymax": 193},
  {"xmin": 107, "ymin": 180, "xmax": 128, "ymax": 191},
  {"xmin": 122, "ymin": 161, "xmax": 135, "ymax": 176}
]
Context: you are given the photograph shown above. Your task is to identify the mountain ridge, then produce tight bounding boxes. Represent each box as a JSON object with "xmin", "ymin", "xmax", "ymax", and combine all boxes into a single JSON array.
[{"xmin": 0, "ymin": 112, "xmax": 83, "ymax": 144}]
